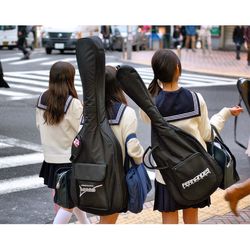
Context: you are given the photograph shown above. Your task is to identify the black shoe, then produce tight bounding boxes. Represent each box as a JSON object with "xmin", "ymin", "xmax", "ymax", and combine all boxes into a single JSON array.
[
  {"xmin": 0, "ymin": 77, "xmax": 10, "ymax": 88},
  {"xmin": 236, "ymin": 55, "xmax": 240, "ymax": 60}
]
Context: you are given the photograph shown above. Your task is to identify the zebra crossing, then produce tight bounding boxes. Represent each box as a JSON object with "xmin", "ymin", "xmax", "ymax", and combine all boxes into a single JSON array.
[
  {"xmin": 1, "ymin": 65, "xmax": 237, "ymax": 101},
  {"xmin": 0, "ymin": 134, "xmax": 155, "ymax": 197},
  {"xmin": 0, "ymin": 135, "xmax": 44, "ymax": 195}
]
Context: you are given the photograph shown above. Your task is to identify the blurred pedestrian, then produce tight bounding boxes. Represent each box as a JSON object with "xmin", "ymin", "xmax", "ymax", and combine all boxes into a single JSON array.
[
  {"xmin": 244, "ymin": 26, "xmax": 250, "ymax": 66},
  {"xmin": 140, "ymin": 49, "xmax": 243, "ymax": 224},
  {"xmin": 0, "ymin": 60, "xmax": 9, "ymax": 88},
  {"xmin": 98, "ymin": 65, "xmax": 144, "ymax": 224},
  {"xmin": 232, "ymin": 26, "xmax": 245, "ymax": 60},
  {"xmin": 199, "ymin": 25, "xmax": 212, "ymax": 55},
  {"xmin": 185, "ymin": 26, "xmax": 197, "ymax": 52},
  {"xmin": 172, "ymin": 26, "xmax": 183, "ymax": 48},
  {"xmin": 36, "ymin": 61, "xmax": 90, "ymax": 224},
  {"xmin": 101, "ymin": 25, "xmax": 112, "ymax": 50},
  {"xmin": 17, "ymin": 26, "xmax": 31, "ymax": 60}
]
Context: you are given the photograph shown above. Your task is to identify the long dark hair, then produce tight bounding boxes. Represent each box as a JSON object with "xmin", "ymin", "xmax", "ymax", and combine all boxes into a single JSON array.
[
  {"xmin": 148, "ymin": 49, "xmax": 182, "ymax": 97},
  {"xmin": 105, "ymin": 65, "xmax": 127, "ymax": 116},
  {"xmin": 43, "ymin": 61, "xmax": 78, "ymax": 125}
]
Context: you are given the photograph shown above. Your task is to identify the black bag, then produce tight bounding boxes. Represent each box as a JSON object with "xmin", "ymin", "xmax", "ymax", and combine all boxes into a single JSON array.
[
  {"xmin": 70, "ymin": 37, "xmax": 128, "ymax": 215},
  {"xmin": 117, "ymin": 65, "xmax": 223, "ymax": 207},
  {"xmin": 124, "ymin": 133, "xmax": 152, "ymax": 213},
  {"xmin": 234, "ymin": 78, "xmax": 250, "ymax": 149},
  {"xmin": 54, "ymin": 167, "xmax": 74, "ymax": 209},
  {"xmin": 206, "ymin": 125, "xmax": 240, "ymax": 189}
]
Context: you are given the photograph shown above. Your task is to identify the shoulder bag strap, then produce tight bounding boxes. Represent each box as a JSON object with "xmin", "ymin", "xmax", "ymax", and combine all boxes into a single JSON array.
[{"xmin": 124, "ymin": 133, "xmax": 137, "ymax": 174}]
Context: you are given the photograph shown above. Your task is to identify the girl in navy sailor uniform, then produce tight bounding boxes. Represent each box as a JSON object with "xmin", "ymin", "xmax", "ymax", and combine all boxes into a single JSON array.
[
  {"xmin": 140, "ymin": 49, "xmax": 243, "ymax": 224},
  {"xmin": 98, "ymin": 66, "xmax": 144, "ymax": 224},
  {"xmin": 36, "ymin": 61, "xmax": 89, "ymax": 224}
]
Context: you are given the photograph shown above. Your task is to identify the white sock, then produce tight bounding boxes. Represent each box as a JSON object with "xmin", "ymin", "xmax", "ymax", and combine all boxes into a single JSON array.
[
  {"xmin": 53, "ymin": 208, "xmax": 72, "ymax": 224},
  {"xmin": 245, "ymin": 137, "xmax": 250, "ymax": 157},
  {"xmin": 73, "ymin": 207, "xmax": 90, "ymax": 224}
]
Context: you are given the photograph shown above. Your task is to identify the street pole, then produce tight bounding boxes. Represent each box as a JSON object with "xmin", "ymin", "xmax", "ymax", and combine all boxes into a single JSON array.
[{"xmin": 127, "ymin": 25, "xmax": 132, "ymax": 60}]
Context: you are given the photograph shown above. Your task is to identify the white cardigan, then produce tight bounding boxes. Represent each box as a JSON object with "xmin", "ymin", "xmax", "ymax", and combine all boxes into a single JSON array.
[
  {"xmin": 36, "ymin": 98, "xmax": 83, "ymax": 163},
  {"xmin": 140, "ymin": 92, "xmax": 232, "ymax": 185}
]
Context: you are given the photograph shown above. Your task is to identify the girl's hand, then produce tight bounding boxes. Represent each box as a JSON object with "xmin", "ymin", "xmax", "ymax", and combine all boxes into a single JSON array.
[{"xmin": 229, "ymin": 106, "xmax": 244, "ymax": 116}]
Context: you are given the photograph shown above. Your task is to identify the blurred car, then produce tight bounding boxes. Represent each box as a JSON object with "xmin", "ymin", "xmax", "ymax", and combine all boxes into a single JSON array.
[
  {"xmin": 110, "ymin": 25, "xmax": 148, "ymax": 51},
  {"xmin": 41, "ymin": 25, "xmax": 100, "ymax": 54}
]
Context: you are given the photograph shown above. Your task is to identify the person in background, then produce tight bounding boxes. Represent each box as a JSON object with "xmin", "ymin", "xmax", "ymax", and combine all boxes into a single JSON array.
[
  {"xmin": 199, "ymin": 25, "xmax": 212, "ymax": 55},
  {"xmin": 244, "ymin": 26, "xmax": 250, "ymax": 66},
  {"xmin": 232, "ymin": 26, "xmax": 245, "ymax": 60},
  {"xmin": 98, "ymin": 66, "xmax": 144, "ymax": 224},
  {"xmin": 36, "ymin": 61, "xmax": 90, "ymax": 224},
  {"xmin": 172, "ymin": 26, "xmax": 183, "ymax": 49},
  {"xmin": 17, "ymin": 26, "xmax": 31, "ymax": 60},
  {"xmin": 140, "ymin": 49, "xmax": 243, "ymax": 224},
  {"xmin": 185, "ymin": 26, "xmax": 197, "ymax": 52},
  {"xmin": 0, "ymin": 60, "xmax": 9, "ymax": 88},
  {"xmin": 101, "ymin": 25, "xmax": 112, "ymax": 50}
]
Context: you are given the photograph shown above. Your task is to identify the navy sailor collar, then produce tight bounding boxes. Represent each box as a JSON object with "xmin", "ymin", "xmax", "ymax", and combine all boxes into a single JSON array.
[
  {"xmin": 80, "ymin": 102, "xmax": 127, "ymax": 125},
  {"xmin": 156, "ymin": 87, "xmax": 201, "ymax": 122},
  {"xmin": 36, "ymin": 91, "xmax": 73, "ymax": 114}
]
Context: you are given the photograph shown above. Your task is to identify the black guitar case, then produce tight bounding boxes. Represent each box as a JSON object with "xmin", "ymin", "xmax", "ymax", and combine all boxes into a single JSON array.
[
  {"xmin": 117, "ymin": 65, "xmax": 223, "ymax": 206},
  {"xmin": 70, "ymin": 36, "xmax": 128, "ymax": 215}
]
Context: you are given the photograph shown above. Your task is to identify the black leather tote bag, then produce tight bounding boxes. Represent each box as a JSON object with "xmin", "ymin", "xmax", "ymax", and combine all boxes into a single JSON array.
[
  {"xmin": 117, "ymin": 65, "xmax": 222, "ymax": 206},
  {"xmin": 206, "ymin": 125, "xmax": 240, "ymax": 189},
  {"xmin": 70, "ymin": 37, "xmax": 128, "ymax": 215}
]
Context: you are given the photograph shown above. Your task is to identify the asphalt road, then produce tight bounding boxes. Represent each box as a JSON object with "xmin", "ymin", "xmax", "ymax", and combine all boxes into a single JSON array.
[{"xmin": 0, "ymin": 48, "xmax": 250, "ymax": 223}]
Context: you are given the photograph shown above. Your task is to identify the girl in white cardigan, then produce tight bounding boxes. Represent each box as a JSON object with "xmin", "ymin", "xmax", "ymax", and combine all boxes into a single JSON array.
[
  {"xmin": 140, "ymin": 49, "xmax": 243, "ymax": 224},
  {"xmin": 36, "ymin": 61, "xmax": 89, "ymax": 224}
]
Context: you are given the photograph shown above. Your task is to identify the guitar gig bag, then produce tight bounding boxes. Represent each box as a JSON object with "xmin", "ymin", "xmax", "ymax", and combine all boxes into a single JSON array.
[
  {"xmin": 117, "ymin": 65, "xmax": 223, "ymax": 206},
  {"xmin": 70, "ymin": 37, "xmax": 128, "ymax": 215}
]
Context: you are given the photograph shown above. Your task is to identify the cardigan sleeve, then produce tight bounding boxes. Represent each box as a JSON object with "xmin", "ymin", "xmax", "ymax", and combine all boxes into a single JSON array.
[
  {"xmin": 121, "ymin": 107, "xmax": 144, "ymax": 165},
  {"xmin": 66, "ymin": 98, "xmax": 83, "ymax": 133},
  {"xmin": 197, "ymin": 93, "xmax": 231, "ymax": 141}
]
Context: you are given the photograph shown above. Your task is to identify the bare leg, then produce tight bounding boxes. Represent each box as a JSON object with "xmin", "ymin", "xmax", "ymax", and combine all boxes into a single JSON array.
[
  {"xmin": 162, "ymin": 211, "xmax": 178, "ymax": 224},
  {"xmin": 224, "ymin": 179, "xmax": 250, "ymax": 216},
  {"xmin": 99, "ymin": 213, "xmax": 119, "ymax": 224},
  {"xmin": 183, "ymin": 208, "xmax": 198, "ymax": 224}
]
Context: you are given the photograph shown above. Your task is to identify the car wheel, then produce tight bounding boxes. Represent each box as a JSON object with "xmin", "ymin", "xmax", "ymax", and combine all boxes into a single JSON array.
[{"xmin": 46, "ymin": 48, "xmax": 52, "ymax": 54}]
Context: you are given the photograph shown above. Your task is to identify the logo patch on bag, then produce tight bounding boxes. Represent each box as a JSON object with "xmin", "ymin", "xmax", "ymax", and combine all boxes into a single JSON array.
[
  {"xmin": 182, "ymin": 168, "xmax": 211, "ymax": 189},
  {"xmin": 73, "ymin": 138, "xmax": 80, "ymax": 148},
  {"xmin": 79, "ymin": 184, "xmax": 103, "ymax": 197}
]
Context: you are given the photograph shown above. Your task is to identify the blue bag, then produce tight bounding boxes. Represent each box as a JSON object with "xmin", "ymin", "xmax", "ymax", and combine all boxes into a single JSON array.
[{"xmin": 125, "ymin": 134, "xmax": 152, "ymax": 213}]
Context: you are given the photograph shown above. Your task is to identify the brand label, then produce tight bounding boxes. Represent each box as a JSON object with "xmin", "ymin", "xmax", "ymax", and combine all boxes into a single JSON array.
[
  {"xmin": 79, "ymin": 184, "xmax": 103, "ymax": 197},
  {"xmin": 182, "ymin": 168, "xmax": 211, "ymax": 189}
]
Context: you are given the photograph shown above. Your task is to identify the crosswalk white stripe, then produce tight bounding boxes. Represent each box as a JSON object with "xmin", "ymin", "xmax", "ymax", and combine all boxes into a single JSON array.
[
  {"xmin": 10, "ymin": 58, "xmax": 49, "ymax": 65},
  {"xmin": 0, "ymin": 142, "xmax": 13, "ymax": 149},
  {"xmin": 0, "ymin": 135, "xmax": 42, "ymax": 152},
  {"xmin": 0, "ymin": 89, "xmax": 32, "ymax": 97},
  {"xmin": 0, "ymin": 152, "xmax": 44, "ymax": 169},
  {"xmin": 0, "ymin": 57, "xmax": 21, "ymax": 62},
  {"xmin": 0, "ymin": 175, "xmax": 45, "ymax": 195},
  {"xmin": 41, "ymin": 58, "xmax": 76, "ymax": 66}
]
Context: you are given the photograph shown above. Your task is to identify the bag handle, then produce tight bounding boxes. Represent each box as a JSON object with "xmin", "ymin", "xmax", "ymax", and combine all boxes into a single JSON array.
[
  {"xmin": 234, "ymin": 97, "xmax": 247, "ymax": 149},
  {"xmin": 143, "ymin": 146, "xmax": 169, "ymax": 170}
]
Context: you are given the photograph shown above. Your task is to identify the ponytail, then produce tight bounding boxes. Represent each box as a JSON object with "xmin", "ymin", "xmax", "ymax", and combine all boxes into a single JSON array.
[{"xmin": 148, "ymin": 76, "xmax": 161, "ymax": 97}]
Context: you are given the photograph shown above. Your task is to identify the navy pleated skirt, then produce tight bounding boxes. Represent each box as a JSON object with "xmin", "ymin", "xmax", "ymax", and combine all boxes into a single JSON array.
[
  {"xmin": 39, "ymin": 161, "xmax": 72, "ymax": 189},
  {"xmin": 153, "ymin": 180, "xmax": 211, "ymax": 212}
]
